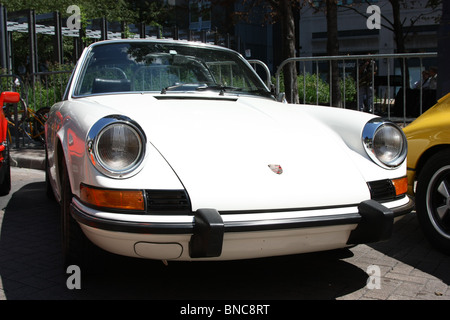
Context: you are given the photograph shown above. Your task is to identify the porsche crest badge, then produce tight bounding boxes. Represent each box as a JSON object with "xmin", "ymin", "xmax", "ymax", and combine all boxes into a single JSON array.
[{"xmin": 268, "ymin": 164, "xmax": 283, "ymax": 175}]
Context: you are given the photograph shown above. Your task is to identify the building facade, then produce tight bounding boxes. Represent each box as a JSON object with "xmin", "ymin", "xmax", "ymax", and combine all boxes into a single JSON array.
[{"xmin": 298, "ymin": 0, "xmax": 442, "ymax": 83}]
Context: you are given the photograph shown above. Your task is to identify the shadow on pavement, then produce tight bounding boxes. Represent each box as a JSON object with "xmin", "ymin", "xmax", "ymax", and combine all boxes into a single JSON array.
[
  {"xmin": 369, "ymin": 212, "xmax": 450, "ymax": 285},
  {"xmin": 0, "ymin": 181, "xmax": 370, "ymax": 300}
]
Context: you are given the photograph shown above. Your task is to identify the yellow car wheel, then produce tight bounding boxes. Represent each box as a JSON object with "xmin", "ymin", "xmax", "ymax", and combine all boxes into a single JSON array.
[{"xmin": 416, "ymin": 149, "xmax": 450, "ymax": 255}]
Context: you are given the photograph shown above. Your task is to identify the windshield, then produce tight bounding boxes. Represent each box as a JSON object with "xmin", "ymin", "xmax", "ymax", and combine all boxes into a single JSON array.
[{"xmin": 73, "ymin": 41, "xmax": 271, "ymax": 98}]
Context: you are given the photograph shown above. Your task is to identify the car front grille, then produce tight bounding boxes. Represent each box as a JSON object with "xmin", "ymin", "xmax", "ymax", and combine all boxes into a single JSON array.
[
  {"xmin": 367, "ymin": 179, "xmax": 396, "ymax": 201},
  {"xmin": 145, "ymin": 189, "xmax": 192, "ymax": 214}
]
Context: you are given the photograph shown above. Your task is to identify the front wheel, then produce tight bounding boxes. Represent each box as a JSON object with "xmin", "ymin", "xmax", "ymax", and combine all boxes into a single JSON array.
[
  {"xmin": 416, "ymin": 150, "xmax": 450, "ymax": 255},
  {"xmin": 60, "ymin": 157, "xmax": 99, "ymax": 270}
]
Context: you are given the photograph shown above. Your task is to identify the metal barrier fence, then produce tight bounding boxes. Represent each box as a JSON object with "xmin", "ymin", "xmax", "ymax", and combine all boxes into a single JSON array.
[
  {"xmin": 0, "ymin": 71, "xmax": 72, "ymax": 148},
  {"xmin": 248, "ymin": 59, "xmax": 272, "ymax": 88},
  {"xmin": 275, "ymin": 52, "xmax": 438, "ymax": 125},
  {"xmin": 28, "ymin": 70, "xmax": 73, "ymax": 111},
  {"xmin": 0, "ymin": 73, "xmax": 25, "ymax": 96},
  {"xmin": 1, "ymin": 70, "xmax": 72, "ymax": 110}
]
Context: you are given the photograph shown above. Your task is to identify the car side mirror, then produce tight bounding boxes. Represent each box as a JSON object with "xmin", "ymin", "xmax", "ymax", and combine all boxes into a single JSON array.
[
  {"xmin": 270, "ymin": 85, "xmax": 286, "ymax": 103},
  {"xmin": 0, "ymin": 91, "xmax": 20, "ymax": 105},
  {"xmin": 277, "ymin": 92, "xmax": 287, "ymax": 103}
]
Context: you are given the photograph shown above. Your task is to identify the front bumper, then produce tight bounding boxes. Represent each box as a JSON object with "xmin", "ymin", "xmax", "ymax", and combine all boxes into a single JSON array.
[{"xmin": 71, "ymin": 195, "xmax": 414, "ymax": 260}]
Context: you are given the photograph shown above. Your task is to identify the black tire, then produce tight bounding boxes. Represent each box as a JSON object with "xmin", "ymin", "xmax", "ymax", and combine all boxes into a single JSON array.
[
  {"xmin": 60, "ymin": 157, "xmax": 99, "ymax": 270},
  {"xmin": 0, "ymin": 140, "xmax": 11, "ymax": 196},
  {"xmin": 416, "ymin": 149, "xmax": 450, "ymax": 255}
]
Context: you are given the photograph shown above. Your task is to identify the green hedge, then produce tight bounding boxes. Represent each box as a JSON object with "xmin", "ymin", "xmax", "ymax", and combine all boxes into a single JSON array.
[
  {"xmin": 1, "ymin": 64, "xmax": 73, "ymax": 112},
  {"xmin": 274, "ymin": 72, "xmax": 357, "ymax": 105}
]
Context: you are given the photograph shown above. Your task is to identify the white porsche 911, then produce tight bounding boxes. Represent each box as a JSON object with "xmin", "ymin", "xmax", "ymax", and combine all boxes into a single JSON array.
[{"xmin": 45, "ymin": 39, "xmax": 414, "ymax": 268}]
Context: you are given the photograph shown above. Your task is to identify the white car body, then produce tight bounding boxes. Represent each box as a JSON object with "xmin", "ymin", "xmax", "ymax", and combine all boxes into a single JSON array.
[{"xmin": 45, "ymin": 39, "xmax": 414, "ymax": 266}]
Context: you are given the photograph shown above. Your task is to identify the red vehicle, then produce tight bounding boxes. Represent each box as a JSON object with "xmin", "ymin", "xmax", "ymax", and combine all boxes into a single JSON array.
[{"xmin": 0, "ymin": 91, "xmax": 20, "ymax": 195}]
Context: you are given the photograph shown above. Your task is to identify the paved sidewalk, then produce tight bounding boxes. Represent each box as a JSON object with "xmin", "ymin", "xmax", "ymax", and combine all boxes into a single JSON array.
[{"xmin": 338, "ymin": 215, "xmax": 450, "ymax": 300}]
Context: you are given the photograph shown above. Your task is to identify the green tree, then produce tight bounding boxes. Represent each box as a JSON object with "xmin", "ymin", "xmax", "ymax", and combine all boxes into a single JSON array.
[
  {"xmin": 306, "ymin": 1, "xmax": 342, "ymax": 107},
  {"xmin": 2, "ymin": 0, "xmax": 132, "ymax": 20},
  {"xmin": 2, "ymin": 0, "xmax": 170, "ymax": 70},
  {"xmin": 127, "ymin": 0, "xmax": 171, "ymax": 27}
]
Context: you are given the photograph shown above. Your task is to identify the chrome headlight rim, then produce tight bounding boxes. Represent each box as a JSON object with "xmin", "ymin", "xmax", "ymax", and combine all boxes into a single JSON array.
[
  {"xmin": 362, "ymin": 118, "xmax": 407, "ymax": 169},
  {"xmin": 87, "ymin": 115, "xmax": 146, "ymax": 178}
]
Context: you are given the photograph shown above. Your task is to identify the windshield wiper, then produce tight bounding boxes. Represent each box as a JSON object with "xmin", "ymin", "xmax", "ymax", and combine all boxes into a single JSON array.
[
  {"xmin": 160, "ymin": 83, "xmax": 247, "ymax": 96},
  {"xmin": 161, "ymin": 83, "xmax": 207, "ymax": 94},
  {"xmin": 199, "ymin": 85, "xmax": 273, "ymax": 99},
  {"xmin": 196, "ymin": 84, "xmax": 243, "ymax": 96}
]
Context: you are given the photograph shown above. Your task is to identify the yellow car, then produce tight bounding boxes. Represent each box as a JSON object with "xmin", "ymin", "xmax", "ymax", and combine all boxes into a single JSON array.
[{"xmin": 404, "ymin": 92, "xmax": 450, "ymax": 254}]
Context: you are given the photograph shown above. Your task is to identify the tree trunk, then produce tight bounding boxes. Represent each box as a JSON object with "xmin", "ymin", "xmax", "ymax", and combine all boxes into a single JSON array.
[
  {"xmin": 326, "ymin": 0, "xmax": 341, "ymax": 107},
  {"xmin": 280, "ymin": 0, "xmax": 299, "ymax": 103},
  {"xmin": 389, "ymin": 0, "xmax": 410, "ymax": 86}
]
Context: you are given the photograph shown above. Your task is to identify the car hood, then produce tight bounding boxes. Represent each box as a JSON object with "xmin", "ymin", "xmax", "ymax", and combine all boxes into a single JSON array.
[{"xmin": 84, "ymin": 94, "xmax": 370, "ymax": 211}]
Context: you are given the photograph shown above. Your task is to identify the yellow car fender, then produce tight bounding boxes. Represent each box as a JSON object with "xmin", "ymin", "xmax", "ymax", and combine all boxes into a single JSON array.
[{"xmin": 403, "ymin": 92, "xmax": 450, "ymax": 195}]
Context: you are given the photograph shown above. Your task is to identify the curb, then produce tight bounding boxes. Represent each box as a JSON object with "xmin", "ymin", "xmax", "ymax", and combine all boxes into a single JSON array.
[{"xmin": 9, "ymin": 148, "xmax": 45, "ymax": 171}]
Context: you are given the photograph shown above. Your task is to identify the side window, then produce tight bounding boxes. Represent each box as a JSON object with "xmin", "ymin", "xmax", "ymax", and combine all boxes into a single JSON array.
[{"xmin": 74, "ymin": 45, "xmax": 135, "ymax": 95}]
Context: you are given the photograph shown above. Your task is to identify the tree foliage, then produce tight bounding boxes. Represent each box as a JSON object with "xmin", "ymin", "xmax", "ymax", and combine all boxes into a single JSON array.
[
  {"xmin": 2, "ymin": 0, "xmax": 172, "ymax": 73},
  {"xmin": 2, "ymin": 0, "xmax": 169, "ymax": 25}
]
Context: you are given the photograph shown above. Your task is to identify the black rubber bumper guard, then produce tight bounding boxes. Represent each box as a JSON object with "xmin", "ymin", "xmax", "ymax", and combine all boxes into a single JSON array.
[{"xmin": 189, "ymin": 200, "xmax": 396, "ymax": 258}]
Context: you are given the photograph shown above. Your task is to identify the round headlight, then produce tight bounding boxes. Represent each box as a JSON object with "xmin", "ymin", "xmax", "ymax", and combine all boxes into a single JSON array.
[
  {"xmin": 362, "ymin": 119, "xmax": 407, "ymax": 169},
  {"xmin": 88, "ymin": 115, "xmax": 146, "ymax": 178}
]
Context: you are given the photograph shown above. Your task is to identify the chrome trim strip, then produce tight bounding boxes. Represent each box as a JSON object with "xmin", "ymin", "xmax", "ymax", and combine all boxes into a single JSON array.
[{"xmin": 71, "ymin": 195, "xmax": 413, "ymax": 234}]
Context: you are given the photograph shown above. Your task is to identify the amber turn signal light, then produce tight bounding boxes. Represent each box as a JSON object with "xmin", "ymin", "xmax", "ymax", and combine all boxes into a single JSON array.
[
  {"xmin": 80, "ymin": 184, "xmax": 145, "ymax": 211},
  {"xmin": 392, "ymin": 177, "xmax": 408, "ymax": 196}
]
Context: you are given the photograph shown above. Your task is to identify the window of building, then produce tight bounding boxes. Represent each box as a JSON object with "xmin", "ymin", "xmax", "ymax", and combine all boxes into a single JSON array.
[{"xmin": 189, "ymin": 0, "xmax": 211, "ymax": 30}]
